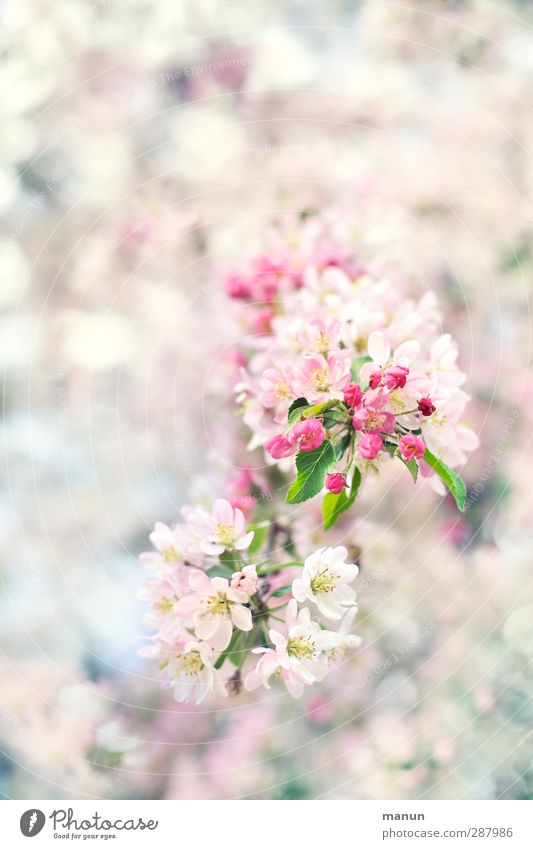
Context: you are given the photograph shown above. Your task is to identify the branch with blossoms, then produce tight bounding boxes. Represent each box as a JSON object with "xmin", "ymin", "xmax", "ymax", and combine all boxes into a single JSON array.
[
  {"xmin": 138, "ymin": 215, "xmax": 478, "ymax": 704},
  {"xmin": 139, "ymin": 500, "xmax": 360, "ymax": 704},
  {"xmin": 265, "ymin": 346, "xmax": 467, "ymax": 527}
]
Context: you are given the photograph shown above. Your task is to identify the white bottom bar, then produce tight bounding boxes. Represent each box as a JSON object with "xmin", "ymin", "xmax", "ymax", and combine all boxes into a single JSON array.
[{"xmin": 1, "ymin": 799, "xmax": 531, "ymax": 848}]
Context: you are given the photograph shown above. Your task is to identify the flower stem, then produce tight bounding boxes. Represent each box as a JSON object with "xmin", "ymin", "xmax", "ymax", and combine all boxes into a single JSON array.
[{"xmin": 257, "ymin": 560, "xmax": 303, "ymax": 575}]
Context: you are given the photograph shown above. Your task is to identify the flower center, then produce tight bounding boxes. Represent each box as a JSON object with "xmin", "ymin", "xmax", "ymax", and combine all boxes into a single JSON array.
[
  {"xmin": 182, "ymin": 651, "xmax": 203, "ymax": 677},
  {"xmin": 287, "ymin": 635, "xmax": 316, "ymax": 659},
  {"xmin": 317, "ymin": 332, "xmax": 330, "ymax": 356},
  {"xmin": 276, "ymin": 380, "xmax": 292, "ymax": 400},
  {"xmin": 207, "ymin": 592, "xmax": 230, "ymax": 617},
  {"xmin": 216, "ymin": 522, "xmax": 236, "ymax": 547},
  {"xmin": 311, "ymin": 367, "xmax": 330, "ymax": 392},
  {"xmin": 162, "ymin": 546, "xmax": 179, "ymax": 563},
  {"xmin": 310, "ymin": 568, "xmax": 337, "ymax": 594},
  {"xmin": 365, "ymin": 412, "xmax": 386, "ymax": 430},
  {"xmin": 156, "ymin": 595, "xmax": 174, "ymax": 612}
]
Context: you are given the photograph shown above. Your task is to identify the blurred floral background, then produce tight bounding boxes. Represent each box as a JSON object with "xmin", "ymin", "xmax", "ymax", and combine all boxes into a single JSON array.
[{"xmin": 1, "ymin": 0, "xmax": 532, "ymax": 800}]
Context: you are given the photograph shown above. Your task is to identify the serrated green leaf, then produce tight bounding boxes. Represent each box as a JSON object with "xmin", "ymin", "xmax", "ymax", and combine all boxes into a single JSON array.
[
  {"xmin": 287, "ymin": 397, "xmax": 310, "ymax": 425},
  {"xmin": 402, "ymin": 458, "xmax": 418, "ymax": 483},
  {"xmin": 322, "ymin": 467, "xmax": 361, "ymax": 530},
  {"xmin": 247, "ymin": 521, "xmax": 269, "ymax": 555},
  {"xmin": 423, "ymin": 447, "xmax": 466, "ymax": 511},
  {"xmin": 271, "ymin": 584, "xmax": 293, "ymax": 597},
  {"xmin": 286, "ymin": 440, "xmax": 336, "ymax": 504}
]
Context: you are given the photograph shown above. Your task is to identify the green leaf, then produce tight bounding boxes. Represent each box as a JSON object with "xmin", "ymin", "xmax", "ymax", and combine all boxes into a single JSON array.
[
  {"xmin": 214, "ymin": 626, "xmax": 258, "ymax": 670},
  {"xmin": 271, "ymin": 584, "xmax": 293, "ymax": 597},
  {"xmin": 334, "ymin": 432, "xmax": 352, "ymax": 461},
  {"xmin": 384, "ymin": 442, "xmax": 419, "ymax": 483},
  {"xmin": 322, "ymin": 467, "xmax": 361, "ymax": 530},
  {"xmin": 286, "ymin": 440, "xmax": 336, "ymax": 504},
  {"xmin": 402, "ymin": 458, "xmax": 418, "ymax": 483},
  {"xmin": 288, "ymin": 398, "xmax": 340, "ymax": 427},
  {"xmin": 219, "ymin": 550, "xmax": 240, "ymax": 569},
  {"xmin": 206, "ymin": 563, "xmax": 234, "ymax": 579},
  {"xmin": 287, "ymin": 397, "xmax": 310, "ymax": 425},
  {"xmin": 247, "ymin": 521, "xmax": 269, "ymax": 555},
  {"xmin": 350, "ymin": 356, "xmax": 372, "ymax": 385},
  {"xmin": 423, "ymin": 447, "xmax": 467, "ymax": 511}
]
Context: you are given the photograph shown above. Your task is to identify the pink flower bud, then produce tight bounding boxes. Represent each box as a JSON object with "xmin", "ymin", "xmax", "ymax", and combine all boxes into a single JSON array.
[
  {"xmin": 289, "ymin": 418, "xmax": 326, "ymax": 452},
  {"xmin": 383, "ymin": 364, "xmax": 409, "ymax": 390},
  {"xmin": 265, "ymin": 434, "xmax": 295, "ymax": 459},
  {"xmin": 358, "ymin": 432, "xmax": 383, "ymax": 460},
  {"xmin": 343, "ymin": 382, "xmax": 362, "ymax": 408},
  {"xmin": 368, "ymin": 370, "xmax": 382, "ymax": 389},
  {"xmin": 225, "ymin": 273, "xmax": 251, "ymax": 300},
  {"xmin": 398, "ymin": 433, "xmax": 425, "ymax": 461},
  {"xmin": 325, "ymin": 472, "xmax": 347, "ymax": 494},
  {"xmin": 418, "ymin": 396, "xmax": 436, "ymax": 416}
]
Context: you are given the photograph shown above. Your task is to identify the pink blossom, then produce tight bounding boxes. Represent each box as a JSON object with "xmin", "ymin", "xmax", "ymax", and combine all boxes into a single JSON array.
[
  {"xmin": 418, "ymin": 396, "xmax": 436, "ymax": 416},
  {"xmin": 228, "ymin": 495, "xmax": 256, "ymax": 518},
  {"xmin": 293, "ymin": 352, "xmax": 351, "ymax": 403},
  {"xmin": 369, "ymin": 370, "xmax": 382, "ymax": 389},
  {"xmin": 325, "ymin": 473, "xmax": 347, "ymax": 494},
  {"xmin": 289, "ymin": 418, "xmax": 325, "ymax": 452},
  {"xmin": 398, "ymin": 433, "xmax": 425, "ymax": 462},
  {"xmin": 383, "ymin": 364, "xmax": 409, "ymax": 390},
  {"xmin": 176, "ymin": 571, "xmax": 253, "ymax": 651},
  {"xmin": 343, "ymin": 382, "xmax": 362, "ymax": 408},
  {"xmin": 250, "ymin": 308, "xmax": 274, "ymax": 335},
  {"xmin": 358, "ymin": 432, "xmax": 383, "ymax": 460},
  {"xmin": 259, "ymin": 365, "xmax": 296, "ymax": 409},
  {"xmin": 244, "ymin": 602, "xmax": 339, "ymax": 698},
  {"xmin": 351, "ymin": 393, "xmax": 395, "ymax": 433},
  {"xmin": 297, "ymin": 316, "xmax": 344, "ymax": 357},
  {"xmin": 225, "ymin": 273, "xmax": 252, "ymax": 300},
  {"xmin": 186, "ymin": 499, "xmax": 254, "ymax": 556},
  {"xmin": 231, "ymin": 565, "xmax": 258, "ymax": 597},
  {"xmin": 360, "ymin": 331, "xmax": 420, "ymax": 387},
  {"xmin": 265, "ymin": 433, "xmax": 295, "ymax": 459}
]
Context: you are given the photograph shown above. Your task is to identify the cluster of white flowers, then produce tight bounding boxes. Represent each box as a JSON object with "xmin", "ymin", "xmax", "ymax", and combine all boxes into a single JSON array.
[{"xmin": 139, "ymin": 499, "xmax": 361, "ymax": 703}]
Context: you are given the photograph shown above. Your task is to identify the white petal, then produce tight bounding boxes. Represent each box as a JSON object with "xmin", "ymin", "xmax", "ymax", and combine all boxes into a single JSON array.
[
  {"xmin": 367, "ymin": 330, "xmax": 390, "ymax": 365},
  {"xmin": 231, "ymin": 604, "xmax": 253, "ymax": 632}
]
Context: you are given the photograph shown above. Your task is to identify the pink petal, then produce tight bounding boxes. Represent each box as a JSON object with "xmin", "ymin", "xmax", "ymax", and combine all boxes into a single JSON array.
[
  {"xmin": 175, "ymin": 594, "xmax": 200, "ymax": 616},
  {"xmin": 233, "ymin": 508, "xmax": 246, "ymax": 535},
  {"xmin": 213, "ymin": 499, "xmax": 233, "ymax": 524},
  {"xmin": 188, "ymin": 569, "xmax": 212, "ymax": 594}
]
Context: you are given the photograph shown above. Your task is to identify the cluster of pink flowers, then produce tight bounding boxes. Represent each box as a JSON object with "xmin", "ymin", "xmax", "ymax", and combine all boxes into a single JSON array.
[
  {"xmin": 230, "ymin": 225, "xmax": 478, "ymax": 508},
  {"xmin": 139, "ymin": 499, "xmax": 361, "ymax": 703},
  {"xmin": 139, "ymin": 217, "xmax": 477, "ymax": 703}
]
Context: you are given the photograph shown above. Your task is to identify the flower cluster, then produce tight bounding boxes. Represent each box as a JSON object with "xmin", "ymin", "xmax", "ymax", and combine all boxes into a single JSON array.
[
  {"xmin": 231, "ymin": 229, "xmax": 478, "ymax": 519},
  {"xmin": 139, "ymin": 220, "xmax": 477, "ymax": 703},
  {"xmin": 139, "ymin": 500, "xmax": 361, "ymax": 703}
]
